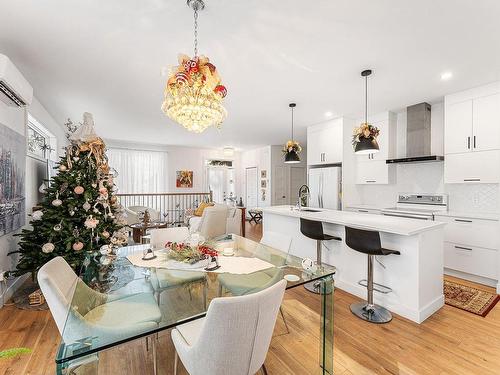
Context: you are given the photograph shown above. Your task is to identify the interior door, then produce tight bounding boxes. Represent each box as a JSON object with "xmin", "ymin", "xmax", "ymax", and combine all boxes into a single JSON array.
[
  {"xmin": 290, "ymin": 166, "xmax": 306, "ymax": 205},
  {"xmin": 445, "ymin": 100, "xmax": 473, "ymax": 154},
  {"xmin": 473, "ymin": 93, "xmax": 500, "ymax": 152},
  {"xmin": 273, "ymin": 165, "xmax": 288, "ymax": 205},
  {"xmin": 245, "ymin": 167, "xmax": 258, "ymax": 209}
]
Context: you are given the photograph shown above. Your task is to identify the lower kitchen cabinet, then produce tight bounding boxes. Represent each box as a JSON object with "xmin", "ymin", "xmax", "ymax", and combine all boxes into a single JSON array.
[{"xmin": 444, "ymin": 242, "xmax": 497, "ymax": 280}]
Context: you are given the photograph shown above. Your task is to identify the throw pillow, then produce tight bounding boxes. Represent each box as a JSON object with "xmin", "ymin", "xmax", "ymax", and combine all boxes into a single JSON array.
[{"xmin": 194, "ymin": 202, "xmax": 214, "ymax": 216}]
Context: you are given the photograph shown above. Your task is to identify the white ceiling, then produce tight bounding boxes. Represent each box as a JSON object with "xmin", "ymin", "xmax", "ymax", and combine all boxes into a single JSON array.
[{"xmin": 1, "ymin": 0, "xmax": 500, "ymax": 150}]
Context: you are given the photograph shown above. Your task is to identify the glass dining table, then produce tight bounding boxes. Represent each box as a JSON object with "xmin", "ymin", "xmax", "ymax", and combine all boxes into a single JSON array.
[{"xmin": 55, "ymin": 234, "xmax": 336, "ymax": 375}]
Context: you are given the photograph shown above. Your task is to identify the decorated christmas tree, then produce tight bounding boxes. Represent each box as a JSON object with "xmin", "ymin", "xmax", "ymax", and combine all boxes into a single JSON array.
[{"xmin": 9, "ymin": 113, "xmax": 128, "ymax": 278}]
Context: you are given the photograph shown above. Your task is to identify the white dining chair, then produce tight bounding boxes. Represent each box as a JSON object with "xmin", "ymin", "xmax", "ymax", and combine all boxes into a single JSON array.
[
  {"xmin": 171, "ymin": 279, "xmax": 287, "ymax": 375},
  {"xmin": 38, "ymin": 257, "xmax": 162, "ymax": 372},
  {"xmin": 149, "ymin": 227, "xmax": 208, "ymax": 308},
  {"xmin": 218, "ymin": 231, "xmax": 293, "ymax": 334}
]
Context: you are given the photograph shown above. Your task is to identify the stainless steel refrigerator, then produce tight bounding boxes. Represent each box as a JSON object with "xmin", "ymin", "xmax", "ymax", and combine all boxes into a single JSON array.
[{"xmin": 307, "ymin": 166, "xmax": 342, "ymax": 210}]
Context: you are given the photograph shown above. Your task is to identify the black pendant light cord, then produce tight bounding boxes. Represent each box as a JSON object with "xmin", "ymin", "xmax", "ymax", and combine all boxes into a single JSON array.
[
  {"xmin": 365, "ymin": 74, "xmax": 368, "ymax": 124},
  {"xmin": 289, "ymin": 103, "xmax": 296, "ymax": 140}
]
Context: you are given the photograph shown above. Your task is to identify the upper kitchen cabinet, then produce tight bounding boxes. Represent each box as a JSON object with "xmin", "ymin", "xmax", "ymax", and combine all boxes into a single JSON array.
[
  {"xmin": 355, "ymin": 111, "xmax": 397, "ymax": 185},
  {"xmin": 444, "ymin": 82, "xmax": 500, "ymax": 154},
  {"xmin": 356, "ymin": 111, "xmax": 398, "ymax": 162},
  {"xmin": 307, "ymin": 117, "xmax": 346, "ymax": 165},
  {"xmin": 444, "ymin": 82, "xmax": 500, "ymax": 183}
]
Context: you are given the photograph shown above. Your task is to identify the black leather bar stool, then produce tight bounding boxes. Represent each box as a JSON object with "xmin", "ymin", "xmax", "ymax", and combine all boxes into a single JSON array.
[
  {"xmin": 300, "ymin": 218, "xmax": 341, "ymax": 294},
  {"xmin": 345, "ymin": 226, "xmax": 400, "ymax": 323}
]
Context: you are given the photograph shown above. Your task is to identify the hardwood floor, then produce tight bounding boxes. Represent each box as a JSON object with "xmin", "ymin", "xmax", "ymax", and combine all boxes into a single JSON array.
[{"xmin": 0, "ymin": 221, "xmax": 499, "ymax": 375}]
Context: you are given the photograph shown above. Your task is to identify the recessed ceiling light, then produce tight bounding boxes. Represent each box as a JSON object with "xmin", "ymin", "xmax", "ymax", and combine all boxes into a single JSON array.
[
  {"xmin": 441, "ymin": 71, "xmax": 453, "ymax": 81},
  {"xmin": 324, "ymin": 111, "xmax": 333, "ymax": 118}
]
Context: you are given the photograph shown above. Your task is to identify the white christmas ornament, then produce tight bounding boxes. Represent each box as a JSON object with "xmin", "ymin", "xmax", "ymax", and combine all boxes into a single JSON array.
[
  {"xmin": 84, "ymin": 216, "xmax": 99, "ymax": 229},
  {"xmin": 83, "ymin": 200, "xmax": 91, "ymax": 212},
  {"xmin": 69, "ymin": 112, "xmax": 99, "ymax": 142},
  {"xmin": 52, "ymin": 199, "xmax": 63, "ymax": 207},
  {"xmin": 42, "ymin": 243, "xmax": 55, "ymax": 253},
  {"xmin": 32, "ymin": 210, "xmax": 43, "ymax": 221},
  {"xmin": 100, "ymin": 244, "xmax": 112, "ymax": 255},
  {"xmin": 59, "ymin": 165, "xmax": 67, "ymax": 172}
]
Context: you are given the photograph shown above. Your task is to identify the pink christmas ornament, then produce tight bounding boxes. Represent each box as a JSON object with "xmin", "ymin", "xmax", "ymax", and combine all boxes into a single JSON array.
[
  {"xmin": 74, "ymin": 186, "xmax": 85, "ymax": 194},
  {"xmin": 72, "ymin": 242, "xmax": 84, "ymax": 251}
]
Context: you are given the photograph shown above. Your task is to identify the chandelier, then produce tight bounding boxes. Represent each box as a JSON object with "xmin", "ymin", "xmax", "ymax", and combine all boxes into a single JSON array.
[{"xmin": 161, "ymin": 0, "xmax": 228, "ymax": 133}]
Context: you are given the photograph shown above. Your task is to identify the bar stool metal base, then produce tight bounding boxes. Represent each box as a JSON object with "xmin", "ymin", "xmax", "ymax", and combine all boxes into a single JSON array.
[
  {"xmin": 304, "ymin": 280, "xmax": 333, "ymax": 295},
  {"xmin": 350, "ymin": 301, "xmax": 393, "ymax": 323}
]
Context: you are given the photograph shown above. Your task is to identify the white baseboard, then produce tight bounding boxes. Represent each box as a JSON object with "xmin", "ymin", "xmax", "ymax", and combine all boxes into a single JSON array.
[
  {"xmin": 444, "ymin": 268, "xmax": 498, "ymax": 289},
  {"xmin": 0, "ymin": 274, "xmax": 29, "ymax": 309}
]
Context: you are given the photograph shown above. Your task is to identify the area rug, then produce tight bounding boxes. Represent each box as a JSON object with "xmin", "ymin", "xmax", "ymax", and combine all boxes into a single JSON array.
[{"xmin": 444, "ymin": 280, "xmax": 499, "ymax": 317}]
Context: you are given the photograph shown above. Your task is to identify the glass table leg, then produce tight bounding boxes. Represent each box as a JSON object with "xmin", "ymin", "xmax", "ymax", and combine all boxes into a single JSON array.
[
  {"xmin": 320, "ymin": 275, "xmax": 334, "ymax": 374},
  {"xmin": 56, "ymin": 354, "xmax": 99, "ymax": 375}
]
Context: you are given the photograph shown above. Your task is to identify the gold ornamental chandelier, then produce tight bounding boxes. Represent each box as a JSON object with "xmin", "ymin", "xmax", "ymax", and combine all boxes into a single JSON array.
[{"xmin": 161, "ymin": 0, "xmax": 228, "ymax": 133}]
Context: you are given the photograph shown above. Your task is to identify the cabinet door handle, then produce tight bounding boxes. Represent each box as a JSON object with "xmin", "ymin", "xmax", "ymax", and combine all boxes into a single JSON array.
[
  {"xmin": 455, "ymin": 219, "xmax": 473, "ymax": 223},
  {"xmin": 464, "ymin": 178, "xmax": 481, "ymax": 182},
  {"xmin": 366, "ymin": 180, "xmax": 376, "ymax": 183},
  {"xmin": 467, "ymin": 136, "xmax": 471, "ymax": 149},
  {"xmin": 358, "ymin": 209, "xmax": 369, "ymax": 213},
  {"xmin": 473, "ymin": 136, "xmax": 476, "ymax": 149},
  {"xmin": 454, "ymin": 245, "xmax": 472, "ymax": 251}
]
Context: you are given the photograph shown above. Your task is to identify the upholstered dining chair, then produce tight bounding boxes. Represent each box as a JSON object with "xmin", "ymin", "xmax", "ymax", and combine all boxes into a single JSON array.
[
  {"xmin": 124, "ymin": 205, "xmax": 160, "ymax": 226},
  {"xmin": 218, "ymin": 231, "xmax": 293, "ymax": 333},
  {"xmin": 38, "ymin": 256, "xmax": 162, "ymax": 368},
  {"xmin": 149, "ymin": 227, "xmax": 208, "ymax": 308},
  {"xmin": 171, "ymin": 279, "xmax": 287, "ymax": 375}
]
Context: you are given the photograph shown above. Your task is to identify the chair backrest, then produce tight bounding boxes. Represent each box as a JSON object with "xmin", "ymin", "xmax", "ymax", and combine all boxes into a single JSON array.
[
  {"xmin": 37, "ymin": 257, "xmax": 79, "ymax": 335},
  {"xmin": 226, "ymin": 207, "xmax": 242, "ymax": 235},
  {"xmin": 150, "ymin": 227, "xmax": 189, "ymax": 248},
  {"xmin": 126, "ymin": 206, "xmax": 160, "ymax": 221},
  {"xmin": 190, "ymin": 280, "xmax": 287, "ymax": 375},
  {"xmin": 345, "ymin": 226, "xmax": 382, "ymax": 255},
  {"xmin": 199, "ymin": 206, "xmax": 228, "ymax": 239},
  {"xmin": 300, "ymin": 218, "xmax": 325, "ymax": 240}
]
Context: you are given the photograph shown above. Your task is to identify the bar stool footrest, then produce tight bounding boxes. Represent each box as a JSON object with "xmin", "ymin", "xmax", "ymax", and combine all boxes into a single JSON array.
[{"xmin": 358, "ymin": 279, "xmax": 393, "ymax": 294}]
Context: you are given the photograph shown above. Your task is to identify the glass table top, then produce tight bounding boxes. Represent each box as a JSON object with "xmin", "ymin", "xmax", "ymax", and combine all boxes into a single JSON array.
[{"xmin": 56, "ymin": 234, "xmax": 336, "ymax": 364}]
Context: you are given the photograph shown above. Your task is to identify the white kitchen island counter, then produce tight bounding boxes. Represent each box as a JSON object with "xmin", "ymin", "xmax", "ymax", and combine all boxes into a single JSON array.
[{"xmin": 262, "ymin": 206, "xmax": 446, "ymax": 323}]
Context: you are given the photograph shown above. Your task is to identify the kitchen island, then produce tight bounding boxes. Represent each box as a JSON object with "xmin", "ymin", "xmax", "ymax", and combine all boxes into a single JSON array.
[{"xmin": 262, "ymin": 205, "xmax": 446, "ymax": 323}]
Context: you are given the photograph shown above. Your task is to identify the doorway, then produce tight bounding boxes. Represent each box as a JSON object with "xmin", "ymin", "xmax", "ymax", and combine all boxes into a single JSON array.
[{"xmin": 245, "ymin": 167, "xmax": 258, "ymax": 209}]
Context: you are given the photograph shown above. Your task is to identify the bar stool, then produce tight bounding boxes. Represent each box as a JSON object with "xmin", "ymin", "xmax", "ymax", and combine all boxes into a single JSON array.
[
  {"xmin": 300, "ymin": 218, "xmax": 341, "ymax": 294},
  {"xmin": 345, "ymin": 226, "xmax": 400, "ymax": 323}
]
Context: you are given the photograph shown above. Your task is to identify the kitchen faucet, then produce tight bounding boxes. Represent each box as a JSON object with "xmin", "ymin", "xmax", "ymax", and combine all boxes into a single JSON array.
[{"xmin": 297, "ymin": 184, "xmax": 310, "ymax": 210}]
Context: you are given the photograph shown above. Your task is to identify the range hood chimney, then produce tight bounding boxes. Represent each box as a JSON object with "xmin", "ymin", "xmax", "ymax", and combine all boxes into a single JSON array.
[{"xmin": 386, "ymin": 102, "xmax": 444, "ymax": 164}]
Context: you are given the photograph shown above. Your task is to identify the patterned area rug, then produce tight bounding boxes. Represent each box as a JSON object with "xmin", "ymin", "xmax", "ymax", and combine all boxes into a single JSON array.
[{"xmin": 444, "ymin": 280, "xmax": 500, "ymax": 317}]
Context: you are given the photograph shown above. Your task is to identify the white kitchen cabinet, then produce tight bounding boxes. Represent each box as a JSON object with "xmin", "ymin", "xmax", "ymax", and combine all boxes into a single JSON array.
[
  {"xmin": 444, "ymin": 150, "xmax": 500, "ymax": 183},
  {"xmin": 473, "ymin": 93, "xmax": 500, "ymax": 152},
  {"xmin": 307, "ymin": 118, "xmax": 344, "ymax": 165},
  {"xmin": 444, "ymin": 83, "xmax": 500, "ymax": 184},
  {"xmin": 344, "ymin": 206, "xmax": 381, "ymax": 215},
  {"xmin": 444, "ymin": 100, "xmax": 473, "ymax": 154},
  {"xmin": 436, "ymin": 213, "xmax": 499, "ymax": 287},
  {"xmin": 355, "ymin": 160, "xmax": 395, "ymax": 185},
  {"xmin": 355, "ymin": 111, "xmax": 397, "ymax": 185}
]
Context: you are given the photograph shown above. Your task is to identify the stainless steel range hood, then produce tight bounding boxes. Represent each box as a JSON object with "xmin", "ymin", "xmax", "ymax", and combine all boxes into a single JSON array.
[{"xmin": 386, "ymin": 102, "xmax": 444, "ymax": 164}]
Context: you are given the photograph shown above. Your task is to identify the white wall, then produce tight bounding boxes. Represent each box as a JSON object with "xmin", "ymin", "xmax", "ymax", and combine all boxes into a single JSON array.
[
  {"xmin": 0, "ymin": 97, "xmax": 66, "ymax": 307},
  {"xmin": 105, "ymin": 139, "xmax": 243, "ymax": 198},
  {"xmin": 240, "ymin": 146, "xmax": 272, "ymax": 207},
  {"xmin": 342, "ymin": 103, "xmax": 499, "ymax": 214}
]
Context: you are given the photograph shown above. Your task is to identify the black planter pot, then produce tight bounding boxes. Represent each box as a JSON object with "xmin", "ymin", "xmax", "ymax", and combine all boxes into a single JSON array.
[{"xmin": 355, "ymin": 137, "xmax": 380, "ymax": 154}]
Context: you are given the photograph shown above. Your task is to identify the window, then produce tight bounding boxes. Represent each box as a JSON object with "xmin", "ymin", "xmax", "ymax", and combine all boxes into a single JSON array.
[
  {"xmin": 27, "ymin": 114, "xmax": 56, "ymax": 160},
  {"xmin": 107, "ymin": 148, "xmax": 168, "ymax": 193}
]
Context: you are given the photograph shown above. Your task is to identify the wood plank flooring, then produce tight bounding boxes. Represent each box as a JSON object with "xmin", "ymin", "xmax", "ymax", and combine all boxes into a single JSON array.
[{"xmin": 0, "ymin": 221, "xmax": 499, "ymax": 375}]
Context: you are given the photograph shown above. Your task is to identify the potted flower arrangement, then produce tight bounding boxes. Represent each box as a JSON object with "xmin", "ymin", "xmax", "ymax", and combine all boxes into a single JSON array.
[
  {"xmin": 352, "ymin": 122, "xmax": 380, "ymax": 153},
  {"xmin": 282, "ymin": 140, "xmax": 302, "ymax": 155},
  {"xmin": 165, "ymin": 241, "xmax": 218, "ymax": 269}
]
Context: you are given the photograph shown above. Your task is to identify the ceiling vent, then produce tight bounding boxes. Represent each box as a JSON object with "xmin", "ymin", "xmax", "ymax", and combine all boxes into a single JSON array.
[{"xmin": 0, "ymin": 54, "xmax": 33, "ymax": 107}]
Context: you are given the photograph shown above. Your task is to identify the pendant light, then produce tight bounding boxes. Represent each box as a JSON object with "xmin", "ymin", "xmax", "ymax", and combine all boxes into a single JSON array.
[
  {"xmin": 283, "ymin": 103, "xmax": 301, "ymax": 163},
  {"xmin": 354, "ymin": 69, "xmax": 380, "ymax": 154}
]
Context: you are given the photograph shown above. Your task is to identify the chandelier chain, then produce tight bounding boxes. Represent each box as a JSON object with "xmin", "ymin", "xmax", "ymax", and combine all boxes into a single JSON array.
[
  {"xmin": 193, "ymin": 7, "xmax": 199, "ymax": 57},
  {"xmin": 291, "ymin": 106, "xmax": 294, "ymax": 140}
]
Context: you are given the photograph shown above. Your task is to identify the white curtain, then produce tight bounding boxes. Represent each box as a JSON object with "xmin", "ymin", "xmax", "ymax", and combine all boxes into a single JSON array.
[{"xmin": 107, "ymin": 148, "xmax": 168, "ymax": 193}]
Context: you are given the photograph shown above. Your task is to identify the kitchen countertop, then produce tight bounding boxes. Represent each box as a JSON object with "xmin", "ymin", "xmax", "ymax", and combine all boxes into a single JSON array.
[
  {"xmin": 434, "ymin": 211, "xmax": 499, "ymax": 221},
  {"xmin": 344, "ymin": 204, "xmax": 384, "ymax": 211},
  {"xmin": 262, "ymin": 205, "xmax": 445, "ymax": 236}
]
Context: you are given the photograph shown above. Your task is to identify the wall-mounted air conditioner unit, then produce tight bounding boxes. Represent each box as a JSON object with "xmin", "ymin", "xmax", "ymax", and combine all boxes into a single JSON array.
[{"xmin": 0, "ymin": 54, "xmax": 33, "ymax": 107}]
